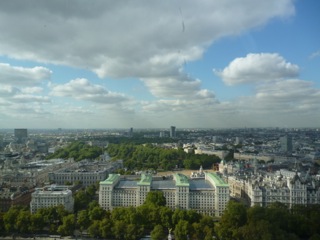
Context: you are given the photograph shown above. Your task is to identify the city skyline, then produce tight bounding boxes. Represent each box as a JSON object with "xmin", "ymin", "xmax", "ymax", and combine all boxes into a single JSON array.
[{"xmin": 0, "ymin": 0, "xmax": 319, "ymax": 129}]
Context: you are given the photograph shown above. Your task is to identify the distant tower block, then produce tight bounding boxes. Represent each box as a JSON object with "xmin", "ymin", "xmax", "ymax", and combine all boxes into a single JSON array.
[
  {"xmin": 14, "ymin": 128, "xmax": 28, "ymax": 143},
  {"xmin": 170, "ymin": 126, "xmax": 176, "ymax": 138},
  {"xmin": 280, "ymin": 135, "xmax": 292, "ymax": 153}
]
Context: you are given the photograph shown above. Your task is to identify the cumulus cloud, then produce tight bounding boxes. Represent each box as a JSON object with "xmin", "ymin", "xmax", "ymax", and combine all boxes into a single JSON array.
[
  {"xmin": 214, "ymin": 53, "xmax": 299, "ymax": 85},
  {"xmin": 12, "ymin": 94, "xmax": 51, "ymax": 103},
  {"xmin": 0, "ymin": 1, "xmax": 294, "ymax": 80},
  {"xmin": 50, "ymin": 78, "xmax": 130, "ymax": 104},
  {"xmin": 21, "ymin": 87, "xmax": 43, "ymax": 94},
  {"xmin": 0, "ymin": 63, "xmax": 51, "ymax": 86},
  {"xmin": 142, "ymin": 75, "xmax": 203, "ymax": 99},
  {"xmin": 232, "ymin": 79, "xmax": 320, "ymax": 116}
]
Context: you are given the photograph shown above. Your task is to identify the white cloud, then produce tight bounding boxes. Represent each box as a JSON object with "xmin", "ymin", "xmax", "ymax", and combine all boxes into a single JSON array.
[
  {"xmin": 50, "ymin": 78, "xmax": 130, "ymax": 104},
  {"xmin": 21, "ymin": 87, "xmax": 43, "ymax": 94},
  {"xmin": 0, "ymin": 1, "xmax": 294, "ymax": 80},
  {"xmin": 309, "ymin": 50, "xmax": 320, "ymax": 59},
  {"xmin": 12, "ymin": 94, "xmax": 51, "ymax": 103},
  {"xmin": 0, "ymin": 85, "xmax": 19, "ymax": 97},
  {"xmin": 214, "ymin": 53, "xmax": 299, "ymax": 85},
  {"xmin": 142, "ymin": 75, "xmax": 202, "ymax": 99},
  {"xmin": 0, "ymin": 63, "xmax": 51, "ymax": 86}
]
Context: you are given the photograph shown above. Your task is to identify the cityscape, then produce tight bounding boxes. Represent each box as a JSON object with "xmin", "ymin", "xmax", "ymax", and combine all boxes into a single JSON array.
[
  {"xmin": 0, "ymin": 0, "xmax": 320, "ymax": 239},
  {"xmin": 0, "ymin": 127, "xmax": 320, "ymax": 239}
]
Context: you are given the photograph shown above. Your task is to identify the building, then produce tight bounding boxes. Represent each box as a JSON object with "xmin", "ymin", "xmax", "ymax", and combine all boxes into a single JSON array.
[
  {"xmin": 14, "ymin": 128, "xmax": 28, "ymax": 143},
  {"xmin": 99, "ymin": 172, "xmax": 229, "ymax": 217},
  {"xmin": 0, "ymin": 187, "xmax": 33, "ymax": 212},
  {"xmin": 30, "ymin": 185, "xmax": 74, "ymax": 213},
  {"xmin": 224, "ymin": 169, "xmax": 320, "ymax": 207},
  {"xmin": 280, "ymin": 135, "xmax": 293, "ymax": 153},
  {"xmin": 170, "ymin": 126, "xmax": 176, "ymax": 138},
  {"xmin": 48, "ymin": 159, "xmax": 123, "ymax": 186}
]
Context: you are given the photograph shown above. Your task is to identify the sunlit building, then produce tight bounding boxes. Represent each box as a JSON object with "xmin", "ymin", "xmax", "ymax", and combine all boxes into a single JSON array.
[
  {"xmin": 99, "ymin": 172, "xmax": 229, "ymax": 217},
  {"xmin": 30, "ymin": 185, "xmax": 74, "ymax": 213}
]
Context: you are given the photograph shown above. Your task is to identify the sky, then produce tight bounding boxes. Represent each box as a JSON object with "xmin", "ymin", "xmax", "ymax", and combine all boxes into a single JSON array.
[{"xmin": 0, "ymin": 0, "xmax": 319, "ymax": 129}]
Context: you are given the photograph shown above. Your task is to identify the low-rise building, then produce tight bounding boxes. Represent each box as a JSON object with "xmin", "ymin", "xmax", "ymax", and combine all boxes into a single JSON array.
[
  {"xmin": 30, "ymin": 185, "xmax": 74, "ymax": 213},
  {"xmin": 0, "ymin": 187, "xmax": 33, "ymax": 212},
  {"xmin": 48, "ymin": 159, "xmax": 123, "ymax": 186}
]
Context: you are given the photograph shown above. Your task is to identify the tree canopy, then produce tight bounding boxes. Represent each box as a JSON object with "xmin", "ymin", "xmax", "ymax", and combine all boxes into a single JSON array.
[
  {"xmin": 107, "ymin": 143, "xmax": 220, "ymax": 171},
  {"xmin": 46, "ymin": 141, "xmax": 103, "ymax": 161}
]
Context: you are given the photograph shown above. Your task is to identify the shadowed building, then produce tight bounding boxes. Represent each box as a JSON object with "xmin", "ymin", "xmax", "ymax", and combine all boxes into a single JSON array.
[{"xmin": 14, "ymin": 128, "xmax": 28, "ymax": 143}]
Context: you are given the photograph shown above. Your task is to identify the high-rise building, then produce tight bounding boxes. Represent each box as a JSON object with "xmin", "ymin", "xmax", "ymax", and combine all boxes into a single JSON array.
[
  {"xmin": 280, "ymin": 135, "xmax": 292, "ymax": 152},
  {"xmin": 170, "ymin": 126, "xmax": 176, "ymax": 138},
  {"xmin": 14, "ymin": 128, "xmax": 28, "ymax": 143}
]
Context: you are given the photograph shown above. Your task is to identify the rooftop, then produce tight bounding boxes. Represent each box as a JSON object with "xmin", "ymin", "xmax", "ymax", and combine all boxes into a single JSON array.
[
  {"xmin": 115, "ymin": 180, "xmax": 137, "ymax": 189},
  {"xmin": 151, "ymin": 180, "xmax": 176, "ymax": 189},
  {"xmin": 189, "ymin": 179, "xmax": 214, "ymax": 190},
  {"xmin": 100, "ymin": 174, "xmax": 120, "ymax": 185},
  {"xmin": 174, "ymin": 173, "xmax": 190, "ymax": 187},
  {"xmin": 206, "ymin": 172, "xmax": 228, "ymax": 187},
  {"xmin": 138, "ymin": 174, "xmax": 152, "ymax": 186}
]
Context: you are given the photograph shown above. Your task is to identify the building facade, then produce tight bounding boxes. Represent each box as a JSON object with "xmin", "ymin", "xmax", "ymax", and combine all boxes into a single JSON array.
[
  {"xmin": 247, "ymin": 173, "xmax": 320, "ymax": 207},
  {"xmin": 14, "ymin": 128, "xmax": 28, "ymax": 143},
  {"xmin": 48, "ymin": 159, "xmax": 123, "ymax": 186},
  {"xmin": 99, "ymin": 172, "xmax": 229, "ymax": 217},
  {"xmin": 170, "ymin": 126, "xmax": 176, "ymax": 138},
  {"xmin": 280, "ymin": 135, "xmax": 293, "ymax": 153},
  {"xmin": 30, "ymin": 185, "xmax": 74, "ymax": 213}
]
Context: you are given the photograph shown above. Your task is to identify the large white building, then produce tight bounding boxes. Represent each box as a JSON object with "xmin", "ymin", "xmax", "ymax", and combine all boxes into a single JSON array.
[
  {"xmin": 30, "ymin": 185, "xmax": 74, "ymax": 213},
  {"xmin": 220, "ymin": 158, "xmax": 320, "ymax": 207},
  {"xmin": 48, "ymin": 159, "xmax": 123, "ymax": 186},
  {"xmin": 247, "ymin": 172, "xmax": 320, "ymax": 207},
  {"xmin": 99, "ymin": 172, "xmax": 229, "ymax": 217}
]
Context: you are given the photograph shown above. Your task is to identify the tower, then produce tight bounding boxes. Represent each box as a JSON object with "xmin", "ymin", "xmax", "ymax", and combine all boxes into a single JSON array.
[
  {"xmin": 280, "ymin": 135, "xmax": 292, "ymax": 153},
  {"xmin": 14, "ymin": 128, "xmax": 28, "ymax": 143},
  {"xmin": 170, "ymin": 126, "xmax": 176, "ymax": 138}
]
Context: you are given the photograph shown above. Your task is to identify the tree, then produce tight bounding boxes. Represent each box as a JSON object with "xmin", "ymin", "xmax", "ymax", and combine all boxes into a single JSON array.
[
  {"xmin": 112, "ymin": 220, "xmax": 126, "ymax": 240},
  {"xmin": 100, "ymin": 217, "xmax": 113, "ymax": 239},
  {"xmin": 89, "ymin": 206, "xmax": 105, "ymax": 221},
  {"xmin": 74, "ymin": 189, "xmax": 91, "ymax": 211},
  {"xmin": 215, "ymin": 201, "xmax": 247, "ymax": 240},
  {"xmin": 88, "ymin": 220, "xmax": 101, "ymax": 238},
  {"xmin": 57, "ymin": 214, "xmax": 76, "ymax": 236},
  {"xmin": 238, "ymin": 220, "xmax": 273, "ymax": 240},
  {"xmin": 0, "ymin": 212, "xmax": 5, "ymax": 236},
  {"xmin": 174, "ymin": 220, "xmax": 190, "ymax": 240},
  {"xmin": 77, "ymin": 210, "xmax": 91, "ymax": 234},
  {"xmin": 30, "ymin": 212, "xmax": 45, "ymax": 233},
  {"xmin": 125, "ymin": 224, "xmax": 144, "ymax": 240},
  {"xmin": 15, "ymin": 210, "xmax": 31, "ymax": 233},
  {"xmin": 151, "ymin": 225, "xmax": 166, "ymax": 240},
  {"xmin": 145, "ymin": 191, "xmax": 166, "ymax": 207},
  {"xmin": 159, "ymin": 206, "xmax": 173, "ymax": 229},
  {"xmin": 3, "ymin": 206, "xmax": 22, "ymax": 233}
]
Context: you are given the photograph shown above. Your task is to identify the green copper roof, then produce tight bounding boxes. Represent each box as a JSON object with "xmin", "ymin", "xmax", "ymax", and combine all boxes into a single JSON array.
[
  {"xmin": 206, "ymin": 172, "xmax": 228, "ymax": 187},
  {"xmin": 138, "ymin": 174, "xmax": 152, "ymax": 186},
  {"xmin": 174, "ymin": 173, "xmax": 189, "ymax": 187},
  {"xmin": 100, "ymin": 174, "xmax": 120, "ymax": 185}
]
